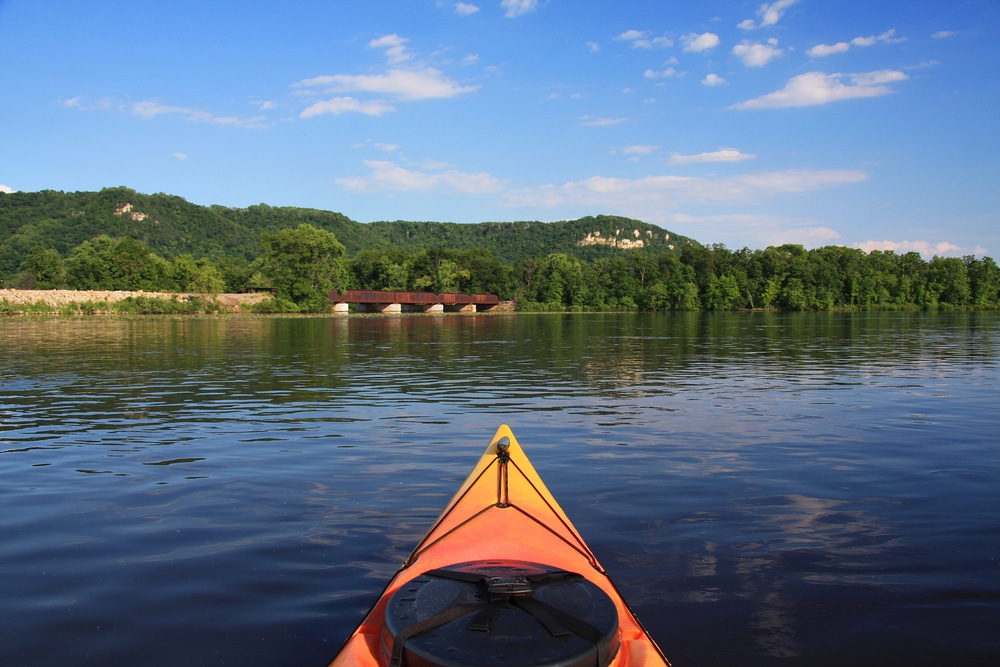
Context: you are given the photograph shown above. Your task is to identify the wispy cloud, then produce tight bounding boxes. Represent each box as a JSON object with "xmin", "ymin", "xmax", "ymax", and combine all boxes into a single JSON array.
[
  {"xmin": 667, "ymin": 212, "xmax": 841, "ymax": 248},
  {"xmin": 63, "ymin": 96, "xmax": 270, "ymax": 128},
  {"xmin": 501, "ymin": 0, "xmax": 538, "ymax": 18},
  {"xmin": 579, "ymin": 115, "xmax": 628, "ymax": 126},
  {"xmin": 502, "ymin": 168, "xmax": 867, "ymax": 210},
  {"xmin": 250, "ymin": 99, "xmax": 278, "ymax": 111},
  {"xmin": 172, "ymin": 152, "xmax": 188, "ymax": 160},
  {"xmin": 852, "ymin": 239, "xmax": 980, "ymax": 259},
  {"xmin": 702, "ymin": 73, "xmax": 728, "ymax": 86},
  {"xmin": 300, "ymin": 97, "xmax": 395, "ymax": 118},
  {"xmin": 336, "ymin": 159, "xmax": 505, "ymax": 194},
  {"xmin": 681, "ymin": 32, "xmax": 720, "ymax": 53},
  {"xmin": 808, "ymin": 29, "xmax": 903, "ymax": 57},
  {"xmin": 80, "ymin": 99, "xmax": 270, "ymax": 128},
  {"xmin": 669, "ymin": 148, "xmax": 756, "ymax": 165},
  {"xmin": 615, "ymin": 29, "xmax": 673, "ymax": 50},
  {"xmin": 932, "ymin": 30, "xmax": 958, "ymax": 39},
  {"xmin": 621, "ymin": 145, "xmax": 659, "ymax": 156},
  {"xmin": 738, "ymin": 0, "xmax": 799, "ymax": 31},
  {"xmin": 454, "ymin": 2, "xmax": 479, "ymax": 15},
  {"xmin": 616, "ymin": 145, "xmax": 659, "ymax": 161},
  {"xmin": 734, "ymin": 70, "xmax": 908, "ymax": 109},
  {"xmin": 644, "ymin": 66, "xmax": 678, "ymax": 79}
]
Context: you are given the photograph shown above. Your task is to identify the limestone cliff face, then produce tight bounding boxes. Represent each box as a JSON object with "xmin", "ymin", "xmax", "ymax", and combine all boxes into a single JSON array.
[
  {"xmin": 114, "ymin": 203, "xmax": 148, "ymax": 222},
  {"xmin": 577, "ymin": 228, "xmax": 675, "ymax": 251}
]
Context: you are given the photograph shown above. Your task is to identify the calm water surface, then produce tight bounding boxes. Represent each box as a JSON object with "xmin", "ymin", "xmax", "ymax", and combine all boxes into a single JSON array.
[{"xmin": 1, "ymin": 312, "xmax": 998, "ymax": 666}]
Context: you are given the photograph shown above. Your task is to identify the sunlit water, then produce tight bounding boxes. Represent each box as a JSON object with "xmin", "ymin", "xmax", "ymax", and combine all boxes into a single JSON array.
[{"xmin": 2, "ymin": 312, "xmax": 998, "ymax": 666}]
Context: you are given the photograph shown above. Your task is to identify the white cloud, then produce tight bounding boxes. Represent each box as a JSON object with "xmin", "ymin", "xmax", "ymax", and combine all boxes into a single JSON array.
[
  {"xmin": 295, "ymin": 68, "xmax": 478, "ymax": 101},
  {"xmin": 733, "ymin": 70, "xmax": 908, "ymax": 109},
  {"xmin": 739, "ymin": 0, "xmax": 799, "ymax": 30},
  {"xmin": 933, "ymin": 30, "xmax": 958, "ymax": 39},
  {"xmin": 501, "ymin": 0, "xmax": 537, "ymax": 18},
  {"xmin": 172, "ymin": 152, "xmax": 188, "ymax": 160},
  {"xmin": 0, "ymin": 184, "xmax": 14, "ymax": 194},
  {"xmin": 300, "ymin": 97, "xmax": 395, "ymax": 118},
  {"xmin": 852, "ymin": 239, "xmax": 976, "ymax": 259},
  {"xmin": 852, "ymin": 29, "xmax": 904, "ymax": 46},
  {"xmin": 460, "ymin": 53, "xmax": 480, "ymax": 65},
  {"xmin": 454, "ymin": 2, "xmax": 479, "ymax": 15},
  {"xmin": 702, "ymin": 73, "xmax": 728, "ymax": 86},
  {"xmin": 336, "ymin": 159, "xmax": 505, "ymax": 194},
  {"xmin": 501, "ymin": 168, "xmax": 867, "ymax": 210},
  {"xmin": 587, "ymin": 41, "xmax": 600, "ymax": 53},
  {"xmin": 682, "ymin": 32, "xmax": 720, "ymax": 53},
  {"xmin": 808, "ymin": 42, "xmax": 850, "ymax": 57},
  {"xmin": 369, "ymin": 34, "xmax": 412, "ymax": 65},
  {"xmin": 579, "ymin": 115, "xmax": 628, "ymax": 126},
  {"xmin": 644, "ymin": 67, "xmax": 677, "ymax": 79},
  {"xmin": 669, "ymin": 148, "xmax": 756, "ymax": 165},
  {"xmin": 616, "ymin": 30, "xmax": 673, "ymax": 49},
  {"xmin": 810, "ymin": 29, "xmax": 903, "ymax": 57},
  {"xmin": 733, "ymin": 40, "xmax": 783, "ymax": 67}
]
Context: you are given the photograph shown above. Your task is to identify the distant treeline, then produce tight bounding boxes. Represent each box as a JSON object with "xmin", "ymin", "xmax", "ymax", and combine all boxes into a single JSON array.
[
  {"xmin": 0, "ymin": 188, "xmax": 1000, "ymax": 311},
  {"xmin": 8, "ymin": 223, "xmax": 999, "ymax": 312}
]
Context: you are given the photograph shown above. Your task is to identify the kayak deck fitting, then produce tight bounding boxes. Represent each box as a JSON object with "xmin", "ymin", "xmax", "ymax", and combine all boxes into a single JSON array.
[{"xmin": 330, "ymin": 425, "xmax": 670, "ymax": 667}]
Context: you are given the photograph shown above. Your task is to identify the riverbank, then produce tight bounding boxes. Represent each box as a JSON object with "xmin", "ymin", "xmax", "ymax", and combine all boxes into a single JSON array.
[{"xmin": 0, "ymin": 289, "xmax": 273, "ymax": 314}]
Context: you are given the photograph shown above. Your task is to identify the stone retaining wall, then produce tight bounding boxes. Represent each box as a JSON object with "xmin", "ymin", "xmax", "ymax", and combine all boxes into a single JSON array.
[{"xmin": 0, "ymin": 289, "xmax": 273, "ymax": 311}]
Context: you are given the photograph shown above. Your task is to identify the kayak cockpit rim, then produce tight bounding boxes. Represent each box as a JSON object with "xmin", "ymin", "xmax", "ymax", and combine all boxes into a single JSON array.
[{"xmin": 404, "ymin": 434, "xmax": 603, "ymax": 572}]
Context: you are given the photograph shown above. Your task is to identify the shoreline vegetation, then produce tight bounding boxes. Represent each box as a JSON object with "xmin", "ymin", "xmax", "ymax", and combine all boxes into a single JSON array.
[{"xmin": 3, "ymin": 188, "xmax": 998, "ymax": 314}]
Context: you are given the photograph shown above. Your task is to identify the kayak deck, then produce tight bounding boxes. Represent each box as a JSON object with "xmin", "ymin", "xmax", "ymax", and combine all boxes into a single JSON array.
[{"xmin": 330, "ymin": 425, "xmax": 670, "ymax": 667}]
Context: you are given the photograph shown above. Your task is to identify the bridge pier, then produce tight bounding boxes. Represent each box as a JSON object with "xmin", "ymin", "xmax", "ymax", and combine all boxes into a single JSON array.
[{"xmin": 356, "ymin": 303, "xmax": 401, "ymax": 313}]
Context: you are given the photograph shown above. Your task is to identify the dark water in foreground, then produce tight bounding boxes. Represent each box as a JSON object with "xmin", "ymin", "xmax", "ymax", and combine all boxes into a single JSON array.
[{"xmin": 1, "ymin": 312, "xmax": 998, "ymax": 666}]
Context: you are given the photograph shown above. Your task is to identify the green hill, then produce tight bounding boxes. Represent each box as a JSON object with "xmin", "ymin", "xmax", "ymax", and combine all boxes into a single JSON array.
[{"xmin": 0, "ymin": 186, "xmax": 697, "ymax": 276}]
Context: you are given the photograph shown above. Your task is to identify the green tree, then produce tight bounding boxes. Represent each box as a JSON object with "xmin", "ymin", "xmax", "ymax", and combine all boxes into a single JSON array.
[
  {"xmin": 64, "ymin": 235, "xmax": 169, "ymax": 290},
  {"xmin": 704, "ymin": 274, "xmax": 741, "ymax": 310},
  {"xmin": 169, "ymin": 254, "xmax": 225, "ymax": 293},
  {"xmin": 965, "ymin": 256, "xmax": 1000, "ymax": 307},
  {"xmin": 927, "ymin": 256, "xmax": 970, "ymax": 306},
  {"xmin": 257, "ymin": 224, "xmax": 347, "ymax": 310},
  {"xmin": 16, "ymin": 246, "xmax": 65, "ymax": 288}
]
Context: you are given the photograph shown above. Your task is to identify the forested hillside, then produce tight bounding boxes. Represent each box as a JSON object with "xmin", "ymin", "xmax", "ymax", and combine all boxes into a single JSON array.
[
  {"xmin": 0, "ymin": 187, "xmax": 692, "ymax": 276},
  {"xmin": 2, "ymin": 187, "xmax": 998, "ymax": 313}
]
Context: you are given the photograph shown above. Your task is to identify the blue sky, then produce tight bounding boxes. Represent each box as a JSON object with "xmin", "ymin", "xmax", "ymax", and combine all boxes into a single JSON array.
[{"xmin": 1, "ymin": 0, "xmax": 997, "ymax": 257}]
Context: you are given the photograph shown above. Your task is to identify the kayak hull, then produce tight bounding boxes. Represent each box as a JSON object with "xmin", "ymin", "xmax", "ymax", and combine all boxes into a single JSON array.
[{"xmin": 330, "ymin": 425, "xmax": 669, "ymax": 667}]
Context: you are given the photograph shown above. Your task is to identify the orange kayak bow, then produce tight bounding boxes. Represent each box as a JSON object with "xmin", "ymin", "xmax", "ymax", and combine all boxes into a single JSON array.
[{"xmin": 330, "ymin": 425, "xmax": 670, "ymax": 667}]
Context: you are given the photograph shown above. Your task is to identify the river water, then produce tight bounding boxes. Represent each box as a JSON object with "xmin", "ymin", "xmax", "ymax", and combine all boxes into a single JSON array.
[{"xmin": 1, "ymin": 312, "xmax": 998, "ymax": 666}]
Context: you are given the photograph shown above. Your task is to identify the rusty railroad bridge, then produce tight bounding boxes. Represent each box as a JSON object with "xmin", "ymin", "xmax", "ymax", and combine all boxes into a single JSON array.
[{"xmin": 328, "ymin": 290, "xmax": 500, "ymax": 313}]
